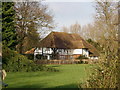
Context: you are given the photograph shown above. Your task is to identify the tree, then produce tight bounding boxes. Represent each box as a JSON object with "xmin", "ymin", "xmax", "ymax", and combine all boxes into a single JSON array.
[
  {"xmin": 80, "ymin": 1, "xmax": 118, "ymax": 88},
  {"xmin": 70, "ymin": 22, "xmax": 81, "ymax": 34},
  {"xmin": 61, "ymin": 26, "xmax": 69, "ymax": 33},
  {"xmin": 61, "ymin": 22, "xmax": 82, "ymax": 36},
  {"xmin": 86, "ymin": 38, "xmax": 101, "ymax": 50},
  {"xmin": 2, "ymin": 2, "xmax": 17, "ymax": 50},
  {"xmin": 82, "ymin": 24, "xmax": 98, "ymax": 41},
  {"xmin": 14, "ymin": 1, "xmax": 54, "ymax": 53},
  {"xmin": 94, "ymin": 1, "xmax": 118, "ymax": 57}
]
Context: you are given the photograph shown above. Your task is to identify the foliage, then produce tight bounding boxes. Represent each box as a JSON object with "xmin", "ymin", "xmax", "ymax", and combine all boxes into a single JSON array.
[
  {"xmin": 76, "ymin": 55, "xmax": 88, "ymax": 60},
  {"xmin": 79, "ymin": 1, "xmax": 118, "ymax": 88},
  {"xmin": 77, "ymin": 60, "xmax": 84, "ymax": 64},
  {"xmin": 86, "ymin": 38, "xmax": 101, "ymax": 51},
  {"xmin": 79, "ymin": 56, "xmax": 117, "ymax": 88},
  {"xmin": 2, "ymin": 2, "xmax": 17, "ymax": 50},
  {"xmin": 61, "ymin": 22, "xmax": 81, "ymax": 35},
  {"xmin": 36, "ymin": 54, "xmax": 47, "ymax": 60},
  {"xmin": 24, "ymin": 54, "xmax": 34, "ymax": 60},
  {"xmin": 15, "ymin": 1, "xmax": 54, "ymax": 53},
  {"xmin": 2, "ymin": 47, "xmax": 56, "ymax": 72},
  {"xmin": 77, "ymin": 60, "xmax": 88, "ymax": 64}
]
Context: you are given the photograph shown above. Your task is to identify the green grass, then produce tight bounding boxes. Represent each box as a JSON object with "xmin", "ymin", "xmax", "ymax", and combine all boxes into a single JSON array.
[{"xmin": 4, "ymin": 64, "xmax": 93, "ymax": 88}]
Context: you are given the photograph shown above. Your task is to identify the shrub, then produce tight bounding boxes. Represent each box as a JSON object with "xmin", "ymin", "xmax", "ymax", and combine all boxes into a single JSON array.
[
  {"xmin": 84, "ymin": 61, "xmax": 88, "ymax": 64},
  {"xmin": 24, "ymin": 54, "xmax": 34, "ymax": 60},
  {"xmin": 2, "ymin": 47, "xmax": 58, "ymax": 72},
  {"xmin": 36, "ymin": 54, "xmax": 47, "ymax": 60},
  {"xmin": 79, "ymin": 56, "xmax": 117, "ymax": 88},
  {"xmin": 77, "ymin": 60, "xmax": 88, "ymax": 64},
  {"xmin": 76, "ymin": 55, "xmax": 88, "ymax": 59},
  {"xmin": 78, "ymin": 60, "xmax": 84, "ymax": 64},
  {"xmin": 3, "ymin": 52, "xmax": 43, "ymax": 72}
]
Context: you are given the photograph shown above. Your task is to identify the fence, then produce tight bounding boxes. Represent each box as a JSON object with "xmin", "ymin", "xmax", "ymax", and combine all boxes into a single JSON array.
[{"xmin": 35, "ymin": 59, "xmax": 98, "ymax": 64}]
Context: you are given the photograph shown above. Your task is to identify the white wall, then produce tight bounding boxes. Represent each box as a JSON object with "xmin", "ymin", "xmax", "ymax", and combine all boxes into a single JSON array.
[
  {"xmin": 34, "ymin": 48, "xmax": 92, "ymax": 59},
  {"xmin": 73, "ymin": 49, "xmax": 82, "ymax": 54},
  {"xmin": 58, "ymin": 49, "xmax": 73, "ymax": 55},
  {"xmin": 72, "ymin": 49, "xmax": 89, "ymax": 58},
  {"xmin": 34, "ymin": 48, "xmax": 42, "ymax": 55},
  {"xmin": 34, "ymin": 48, "xmax": 53, "ymax": 55},
  {"xmin": 82, "ymin": 49, "xmax": 89, "ymax": 57}
]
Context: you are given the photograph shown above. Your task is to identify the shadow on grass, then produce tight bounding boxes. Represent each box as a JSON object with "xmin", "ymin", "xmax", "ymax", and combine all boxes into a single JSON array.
[
  {"xmin": 51, "ymin": 65, "xmax": 61, "ymax": 67},
  {"xmin": 4, "ymin": 83, "xmax": 78, "ymax": 89},
  {"xmin": 54, "ymin": 83, "xmax": 78, "ymax": 88},
  {"xmin": 7, "ymin": 83, "xmax": 46, "ymax": 88}
]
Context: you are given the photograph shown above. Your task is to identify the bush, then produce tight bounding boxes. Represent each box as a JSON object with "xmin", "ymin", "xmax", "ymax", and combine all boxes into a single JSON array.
[
  {"xmin": 24, "ymin": 54, "xmax": 34, "ymax": 60},
  {"xmin": 2, "ymin": 47, "xmax": 58, "ymax": 72},
  {"xmin": 36, "ymin": 54, "xmax": 47, "ymax": 60},
  {"xmin": 77, "ymin": 60, "xmax": 88, "ymax": 64},
  {"xmin": 3, "ymin": 51, "xmax": 43, "ymax": 72},
  {"xmin": 84, "ymin": 61, "xmax": 88, "ymax": 64},
  {"xmin": 79, "ymin": 56, "xmax": 117, "ymax": 88},
  {"xmin": 78, "ymin": 60, "xmax": 84, "ymax": 64},
  {"xmin": 76, "ymin": 55, "xmax": 88, "ymax": 59}
]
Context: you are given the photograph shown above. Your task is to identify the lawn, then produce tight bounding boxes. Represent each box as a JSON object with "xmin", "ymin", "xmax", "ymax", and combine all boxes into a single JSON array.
[{"xmin": 4, "ymin": 64, "xmax": 93, "ymax": 88}]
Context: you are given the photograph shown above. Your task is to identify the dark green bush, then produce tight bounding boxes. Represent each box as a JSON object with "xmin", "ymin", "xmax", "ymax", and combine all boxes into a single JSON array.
[
  {"xmin": 2, "ymin": 47, "xmax": 58, "ymax": 72},
  {"xmin": 24, "ymin": 54, "xmax": 34, "ymax": 60},
  {"xmin": 77, "ymin": 60, "xmax": 88, "ymax": 64},
  {"xmin": 77, "ymin": 60, "xmax": 84, "ymax": 64},
  {"xmin": 36, "ymin": 54, "xmax": 47, "ymax": 60},
  {"xmin": 3, "ymin": 52, "xmax": 43, "ymax": 72},
  {"xmin": 84, "ymin": 61, "xmax": 88, "ymax": 64},
  {"xmin": 76, "ymin": 55, "xmax": 88, "ymax": 59}
]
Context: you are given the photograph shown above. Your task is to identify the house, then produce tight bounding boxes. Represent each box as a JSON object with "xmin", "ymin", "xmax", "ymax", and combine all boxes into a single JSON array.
[{"xmin": 25, "ymin": 32, "xmax": 99, "ymax": 60}]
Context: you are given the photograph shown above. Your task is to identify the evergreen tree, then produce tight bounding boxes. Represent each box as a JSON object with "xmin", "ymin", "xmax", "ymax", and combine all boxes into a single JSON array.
[{"xmin": 2, "ymin": 2, "xmax": 17, "ymax": 50}]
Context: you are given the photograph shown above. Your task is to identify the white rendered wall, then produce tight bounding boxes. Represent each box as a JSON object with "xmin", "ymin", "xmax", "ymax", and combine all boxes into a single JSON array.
[
  {"xmin": 82, "ymin": 49, "xmax": 89, "ymax": 57},
  {"xmin": 34, "ymin": 48, "xmax": 53, "ymax": 55},
  {"xmin": 73, "ymin": 49, "xmax": 82, "ymax": 54},
  {"xmin": 34, "ymin": 48, "xmax": 90, "ymax": 58},
  {"xmin": 58, "ymin": 49, "xmax": 73, "ymax": 55},
  {"xmin": 34, "ymin": 48, "xmax": 42, "ymax": 55}
]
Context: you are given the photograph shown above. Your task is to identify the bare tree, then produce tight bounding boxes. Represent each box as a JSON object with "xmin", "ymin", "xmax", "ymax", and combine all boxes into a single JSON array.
[
  {"xmin": 94, "ymin": 1, "xmax": 118, "ymax": 56},
  {"xmin": 81, "ymin": 1, "xmax": 118, "ymax": 88},
  {"xmin": 14, "ymin": 1, "xmax": 54, "ymax": 53},
  {"xmin": 61, "ymin": 26, "xmax": 69, "ymax": 33},
  {"xmin": 61, "ymin": 22, "xmax": 82, "ymax": 37},
  {"xmin": 69, "ymin": 22, "xmax": 81, "ymax": 34},
  {"xmin": 82, "ymin": 24, "xmax": 97, "ymax": 41}
]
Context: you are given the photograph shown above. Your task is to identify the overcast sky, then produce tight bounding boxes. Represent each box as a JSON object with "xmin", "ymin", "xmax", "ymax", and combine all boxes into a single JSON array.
[{"xmin": 42, "ymin": 1, "xmax": 96, "ymax": 32}]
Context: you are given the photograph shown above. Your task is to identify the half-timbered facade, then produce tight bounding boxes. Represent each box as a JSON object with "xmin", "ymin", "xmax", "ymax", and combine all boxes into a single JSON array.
[{"xmin": 25, "ymin": 32, "xmax": 99, "ymax": 60}]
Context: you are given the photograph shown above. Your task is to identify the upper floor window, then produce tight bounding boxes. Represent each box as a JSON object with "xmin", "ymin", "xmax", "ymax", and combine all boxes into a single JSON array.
[{"xmin": 46, "ymin": 48, "xmax": 50, "ymax": 51}]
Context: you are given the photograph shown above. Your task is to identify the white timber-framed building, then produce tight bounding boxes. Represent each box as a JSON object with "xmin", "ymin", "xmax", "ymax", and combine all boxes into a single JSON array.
[{"xmin": 25, "ymin": 32, "xmax": 99, "ymax": 60}]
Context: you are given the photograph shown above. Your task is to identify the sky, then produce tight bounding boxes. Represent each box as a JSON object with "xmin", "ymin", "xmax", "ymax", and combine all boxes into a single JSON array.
[{"xmin": 42, "ymin": 1, "xmax": 96, "ymax": 32}]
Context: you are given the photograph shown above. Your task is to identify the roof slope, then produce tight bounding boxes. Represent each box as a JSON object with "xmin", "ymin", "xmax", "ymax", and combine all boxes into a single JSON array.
[
  {"xmin": 25, "ymin": 48, "xmax": 35, "ymax": 54},
  {"xmin": 39, "ymin": 32, "xmax": 99, "ymax": 56}
]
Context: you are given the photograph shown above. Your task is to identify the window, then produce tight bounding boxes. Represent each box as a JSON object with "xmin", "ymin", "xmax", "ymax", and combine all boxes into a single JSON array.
[
  {"xmin": 46, "ymin": 48, "xmax": 50, "ymax": 51},
  {"xmin": 59, "ymin": 49, "xmax": 62, "ymax": 52}
]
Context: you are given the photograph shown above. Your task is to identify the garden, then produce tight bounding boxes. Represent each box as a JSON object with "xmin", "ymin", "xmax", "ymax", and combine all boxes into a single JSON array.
[{"xmin": 4, "ymin": 64, "xmax": 93, "ymax": 88}]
